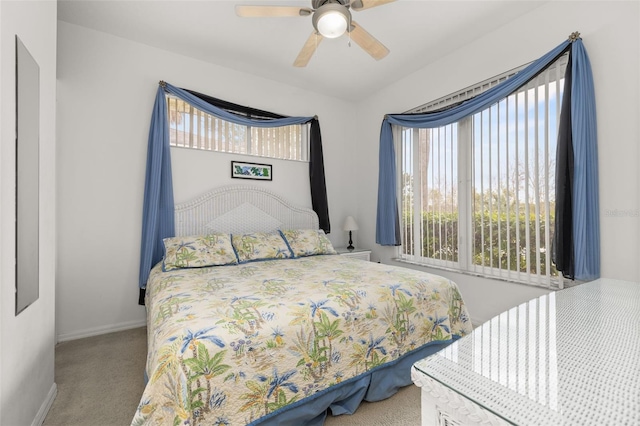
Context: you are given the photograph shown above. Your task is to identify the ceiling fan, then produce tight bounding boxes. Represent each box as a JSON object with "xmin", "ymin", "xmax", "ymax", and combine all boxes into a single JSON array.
[{"xmin": 235, "ymin": 0, "xmax": 395, "ymax": 67}]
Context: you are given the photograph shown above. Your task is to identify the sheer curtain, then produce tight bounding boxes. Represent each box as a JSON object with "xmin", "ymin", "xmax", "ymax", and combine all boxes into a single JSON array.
[
  {"xmin": 138, "ymin": 82, "xmax": 330, "ymax": 303},
  {"xmin": 376, "ymin": 35, "xmax": 598, "ymax": 281}
]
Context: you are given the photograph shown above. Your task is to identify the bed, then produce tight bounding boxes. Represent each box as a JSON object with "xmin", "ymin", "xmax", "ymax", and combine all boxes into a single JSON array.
[{"xmin": 132, "ymin": 185, "xmax": 472, "ymax": 425}]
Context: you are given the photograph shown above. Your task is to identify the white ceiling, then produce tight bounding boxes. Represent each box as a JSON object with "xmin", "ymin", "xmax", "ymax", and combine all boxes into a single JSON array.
[{"xmin": 58, "ymin": 0, "xmax": 546, "ymax": 102}]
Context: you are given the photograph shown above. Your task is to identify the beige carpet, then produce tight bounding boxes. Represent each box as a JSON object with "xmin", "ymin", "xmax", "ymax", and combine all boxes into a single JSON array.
[{"xmin": 43, "ymin": 327, "xmax": 421, "ymax": 425}]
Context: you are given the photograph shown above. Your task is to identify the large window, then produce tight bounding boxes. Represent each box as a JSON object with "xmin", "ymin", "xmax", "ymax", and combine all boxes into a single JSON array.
[
  {"xmin": 399, "ymin": 55, "xmax": 568, "ymax": 288},
  {"xmin": 166, "ymin": 96, "xmax": 310, "ymax": 161}
]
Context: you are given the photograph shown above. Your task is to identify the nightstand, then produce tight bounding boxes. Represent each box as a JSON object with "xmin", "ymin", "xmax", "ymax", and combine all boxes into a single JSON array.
[{"xmin": 335, "ymin": 247, "xmax": 371, "ymax": 261}]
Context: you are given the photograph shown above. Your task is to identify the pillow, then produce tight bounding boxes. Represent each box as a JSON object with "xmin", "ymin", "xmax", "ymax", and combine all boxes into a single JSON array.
[
  {"xmin": 231, "ymin": 232, "xmax": 294, "ymax": 263},
  {"xmin": 162, "ymin": 233, "xmax": 238, "ymax": 271},
  {"xmin": 280, "ymin": 229, "xmax": 337, "ymax": 257}
]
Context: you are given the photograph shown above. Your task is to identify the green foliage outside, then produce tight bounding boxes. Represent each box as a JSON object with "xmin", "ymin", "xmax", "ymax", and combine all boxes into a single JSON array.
[{"xmin": 403, "ymin": 211, "xmax": 558, "ymax": 276}]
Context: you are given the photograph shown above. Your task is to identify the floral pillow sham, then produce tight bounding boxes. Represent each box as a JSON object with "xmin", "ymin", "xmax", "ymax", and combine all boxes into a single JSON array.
[
  {"xmin": 231, "ymin": 232, "xmax": 294, "ymax": 263},
  {"xmin": 162, "ymin": 233, "xmax": 238, "ymax": 271},
  {"xmin": 280, "ymin": 229, "xmax": 337, "ymax": 257}
]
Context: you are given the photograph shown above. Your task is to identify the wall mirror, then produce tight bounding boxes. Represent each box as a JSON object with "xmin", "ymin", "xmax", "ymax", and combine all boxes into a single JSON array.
[{"xmin": 15, "ymin": 36, "xmax": 40, "ymax": 315}]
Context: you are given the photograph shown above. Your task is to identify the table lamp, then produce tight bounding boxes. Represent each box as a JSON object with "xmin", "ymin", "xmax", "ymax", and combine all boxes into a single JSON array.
[{"xmin": 343, "ymin": 216, "xmax": 359, "ymax": 251}]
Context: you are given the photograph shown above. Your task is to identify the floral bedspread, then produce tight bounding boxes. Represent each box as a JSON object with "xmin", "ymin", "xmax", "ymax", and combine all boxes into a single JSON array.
[{"xmin": 132, "ymin": 255, "xmax": 472, "ymax": 425}]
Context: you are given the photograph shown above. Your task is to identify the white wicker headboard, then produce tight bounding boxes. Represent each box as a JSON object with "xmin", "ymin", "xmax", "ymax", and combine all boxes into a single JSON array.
[{"xmin": 174, "ymin": 185, "xmax": 319, "ymax": 236}]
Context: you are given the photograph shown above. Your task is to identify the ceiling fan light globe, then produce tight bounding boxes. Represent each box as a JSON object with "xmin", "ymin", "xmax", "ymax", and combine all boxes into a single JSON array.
[
  {"xmin": 317, "ymin": 12, "xmax": 347, "ymax": 38},
  {"xmin": 312, "ymin": 3, "xmax": 350, "ymax": 39}
]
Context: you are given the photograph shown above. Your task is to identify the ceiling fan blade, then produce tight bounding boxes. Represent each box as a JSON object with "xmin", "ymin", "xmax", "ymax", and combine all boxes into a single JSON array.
[
  {"xmin": 351, "ymin": 0, "xmax": 396, "ymax": 11},
  {"xmin": 349, "ymin": 21, "xmax": 389, "ymax": 60},
  {"xmin": 294, "ymin": 31, "xmax": 323, "ymax": 67},
  {"xmin": 235, "ymin": 5, "xmax": 312, "ymax": 17}
]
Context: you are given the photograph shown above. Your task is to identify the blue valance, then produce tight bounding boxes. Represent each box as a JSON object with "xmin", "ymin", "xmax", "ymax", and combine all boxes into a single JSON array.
[
  {"xmin": 376, "ymin": 36, "xmax": 599, "ymax": 281},
  {"xmin": 139, "ymin": 82, "xmax": 330, "ymax": 303}
]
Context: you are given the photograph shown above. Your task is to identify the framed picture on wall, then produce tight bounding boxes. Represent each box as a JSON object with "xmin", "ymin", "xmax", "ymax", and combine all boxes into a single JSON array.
[{"xmin": 231, "ymin": 161, "xmax": 272, "ymax": 181}]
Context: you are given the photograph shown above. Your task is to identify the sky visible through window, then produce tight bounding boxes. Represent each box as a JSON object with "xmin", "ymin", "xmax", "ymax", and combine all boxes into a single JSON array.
[{"xmin": 403, "ymin": 81, "xmax": 562, "ymax": 206}]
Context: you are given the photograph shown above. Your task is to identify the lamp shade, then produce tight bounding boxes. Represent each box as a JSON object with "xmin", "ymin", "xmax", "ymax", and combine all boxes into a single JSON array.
[
  {"xmin": 343, "ymin": 216, "xmax": 359, "ymax": 231},
  {"xmin": 312, "ymin": 3, "xmax": 350, "ymax": 39}
]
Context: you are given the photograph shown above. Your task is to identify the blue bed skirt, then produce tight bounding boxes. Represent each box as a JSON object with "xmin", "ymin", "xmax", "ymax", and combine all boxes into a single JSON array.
[{"xmin": 250, "ymin": 336, "xmax": 460, "ymax": 425}]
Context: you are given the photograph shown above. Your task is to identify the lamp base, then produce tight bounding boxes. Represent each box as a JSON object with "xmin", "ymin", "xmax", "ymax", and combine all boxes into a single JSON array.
[{"xmin": 347, "ymin": 231, "xmax": 354, "ymax": 251}]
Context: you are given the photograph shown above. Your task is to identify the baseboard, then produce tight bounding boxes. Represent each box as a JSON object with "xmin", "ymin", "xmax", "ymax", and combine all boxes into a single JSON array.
[
  {"xmin": 57, "ymin": 319, "xmax": 146, "ymax": 343},
  {"xmin": 32, "ymin": 383, "xmax": 57, "ymax": 426}
]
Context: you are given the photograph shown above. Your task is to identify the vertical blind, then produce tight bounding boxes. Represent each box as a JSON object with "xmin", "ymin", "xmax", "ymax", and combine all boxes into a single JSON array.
[
  {"xmin": 399, "ymin": 54, "xmax": 568, "ymax": 287},
  {"xmin": 167, "ymin": 96, "xmax": 309, "ymax": 161},
  {"xmin": 470, "ymin": 58, "xmax": 566, "ymax": 285}
]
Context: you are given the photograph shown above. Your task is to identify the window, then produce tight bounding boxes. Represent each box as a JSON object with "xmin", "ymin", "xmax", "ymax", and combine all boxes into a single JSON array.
[
  {"xmin": 166, "ymin": 96, "xmax": 310, "ymax": 161},
  {"xmin": 399, "ymin": 55, "xmax": 568, "ymax": 288}
]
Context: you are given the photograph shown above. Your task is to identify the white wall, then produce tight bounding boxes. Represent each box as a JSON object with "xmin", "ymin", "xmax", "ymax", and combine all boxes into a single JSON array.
[
  {"xmin": 1, "ymin": 1, "xmax": 57, "ymax": 425},
  {"xmin": 56, "ymin": 22, "xmax": 358, "ymax": 341},
  {"xmin": 354, "ymin": 1, "xmax": 640, "ymax": 324}
]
